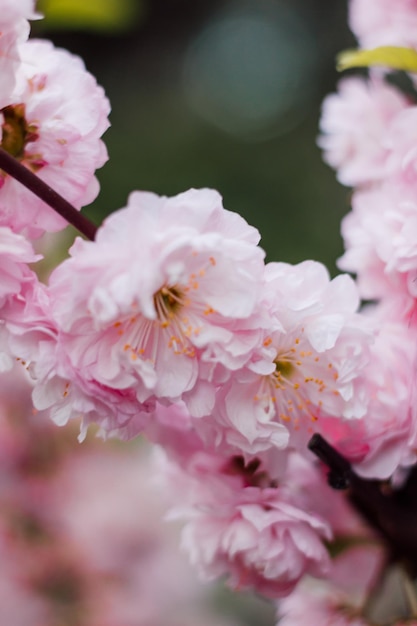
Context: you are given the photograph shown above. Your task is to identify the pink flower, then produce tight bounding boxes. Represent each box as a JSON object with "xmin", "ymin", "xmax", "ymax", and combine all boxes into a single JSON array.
[
  {"xmin": 27, "ymin": 188, "xmax": 265, "ymax": 437},
  {"xmin": 349, "ymin": 0, "xmax": 417, "ymax": 48},
  {"xmin": 146, "ymin": 400, "xmax": 213, "ymax": 463},
  {"xmin": 198, "ymin": 261, "xmax": 372, "ymax": 455},
  {"xmin": 159, "ymin": 448, "xmax": 331, "ymax": 599},
  {"xmin": 354, "ymin": 322, "xmax": 417, "ymax": 480},
  {"xmin": 0, "ymin": 265, "xmax": 149, "ymax": 440},
  {"xmin": 0, "ymin": 0, "xmax": 38, "ymax": 24},
  {"xmin": 322, "ymin": 310, "xmax": 417, "ymax": 480},
  {"xmin": 319, "ymin": 77, "xmax": 409, "ymax": 187},
  {"xmin": 0, "ymin": 0, "xmax": 39, "ymax": 110},
  {"xmin": 339, "ymin": 186, "xmax": 417, "ymax": 315},
  {"xmin": 0, "ymin": 38, "xmax": 110, "ymax": 238},
  {"xmin": 383, "ymin": 106, "xmax": 417, "ymax": 192},
  {"xmin": 31, "ymin": 338, "xmax": 155, "ymax": 440}
]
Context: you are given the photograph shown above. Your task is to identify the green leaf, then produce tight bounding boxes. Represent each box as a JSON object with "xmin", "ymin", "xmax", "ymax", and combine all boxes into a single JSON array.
[
  {"xmin": 337, "ymin": 46, "xmax": 417, "ymax": 73},
  {"xmin": 37, "ymin": 0, "xmax": 143, "ymax": 33}
]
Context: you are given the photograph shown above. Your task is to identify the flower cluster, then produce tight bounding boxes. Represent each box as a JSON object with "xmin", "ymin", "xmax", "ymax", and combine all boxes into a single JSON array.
[
  {"xmin": 318, "ymin": 0, "xmax": 417, "ymax": 482},
  {"xmin": 1, "ymin": 1, "xmax": 417, "ymax": 625},
  {"xmin": 2, "ymin": 160, "xmax": 377, "ymax": 600},
  {"xmin": 320, "ymin": 4, "xmax": 417, "ymax": 323}
]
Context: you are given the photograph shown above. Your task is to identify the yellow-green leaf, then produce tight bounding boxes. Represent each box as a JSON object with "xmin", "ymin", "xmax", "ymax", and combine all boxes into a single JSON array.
[
  {"xmin": 37, "ymin": 0, "xmax": 143, "ymax": 33},
  {"xmin": 337, "ymin": 46, "xmax": 417, "ymax": 73}
]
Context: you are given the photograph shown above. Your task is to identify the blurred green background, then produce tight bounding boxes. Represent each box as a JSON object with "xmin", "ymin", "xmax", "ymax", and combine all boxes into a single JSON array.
[{"xmin": 35, "ymin": 0, "xmax": 355, "ymax": 274}]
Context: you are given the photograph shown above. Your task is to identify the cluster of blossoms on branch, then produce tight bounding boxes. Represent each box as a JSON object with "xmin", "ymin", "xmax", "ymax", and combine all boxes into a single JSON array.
[{"xmin": 2, "ymin": 1, "xmax": 417, "ymax": 625}]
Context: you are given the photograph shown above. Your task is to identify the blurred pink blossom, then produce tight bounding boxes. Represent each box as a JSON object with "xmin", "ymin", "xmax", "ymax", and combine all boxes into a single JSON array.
[
  {"xmin": 319, "ymin": 77, "xmax": 409, "ymax": 187},
  {"xmin": 349, "ymin": 0, "xmax": 417, "ymax": 48},
  {"xmin": 0, "ymin": 0, "xmax": 38, "ymax": 109},
  {"xmin": 339, "ymin": 186, "xmax": 417, "ymax": 316},
  {"xmin": 319, "ymin": 310, "xmax": 417, "ymax": 480},
  {"xmin": 277, "ymin": 545, "xmax": 388, "ymax": 626},
  {"xmin": 0, "ymin": 38, "xmax": 110, "ymax": 238}
]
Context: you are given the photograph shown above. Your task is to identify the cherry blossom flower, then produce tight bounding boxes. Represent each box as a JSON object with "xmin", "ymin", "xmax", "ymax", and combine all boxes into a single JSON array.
[
  {"xmin": 0, "ymin": 0, "xmax": 39, "ymax": 110},
  {"xmin": 0, "ymin": 260, "xmax": 147, "ymax": 440},
  {"xmin": 383, "ymin": 106, "xmax": 417, "ymax": 193},
  {"xmin": 0, "ymin": 38, "xmax": 110, "ymax": 238},
  {"xmin": 196, "ymin": 260, "xmax": 373, "ymax": 455},
  {"xmin": 31, "ymin": 188, "xmax": 265, "ymax": 437},
  {"xmin": 339, "ymin": 186, "xmax": 417, "ymax": 316},
  {"xmin": 159, "ymin": 447, "xmax": 331, "ymax": 599},
  {"xmin": 319, "ymin": 76, "xmax": 409, "ymax": 187},
  {"xmin": 319, "ymin": 309, "xmax": 417, "ymax": 480},
  {"xmin": 349, "ymin": 0, "xmax": 417, "ymax": 49}
]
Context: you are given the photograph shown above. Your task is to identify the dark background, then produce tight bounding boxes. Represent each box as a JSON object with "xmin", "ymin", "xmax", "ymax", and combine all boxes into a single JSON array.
[{"xmin": 35, "ymin": 0, "xmax": 355, "ymax": 274}]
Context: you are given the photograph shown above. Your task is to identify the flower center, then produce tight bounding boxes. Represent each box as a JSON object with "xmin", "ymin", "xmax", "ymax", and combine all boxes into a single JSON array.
[
  {"xmin": 0, "ymin": 104, "xmax": 43, "ymax": 171},
  {"xmin": 253, "ymin": 334, "xmax": 327, "ymax": 427},
  {"xmin": 1, "ymin": 104, "xmax": 30, "ymax": 159},
  {"xmin": 274, "ymin": 358, "xmax": 295, "ymax": 380},
  {"xmin": 153, "ymin": 285, "xmax": 185, "ymax": 324}
]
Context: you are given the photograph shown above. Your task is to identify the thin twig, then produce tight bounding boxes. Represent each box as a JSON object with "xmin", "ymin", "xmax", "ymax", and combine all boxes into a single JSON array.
[{"xmin": 0, "ymin": 147, "xmax": 98, "ymax": 240}]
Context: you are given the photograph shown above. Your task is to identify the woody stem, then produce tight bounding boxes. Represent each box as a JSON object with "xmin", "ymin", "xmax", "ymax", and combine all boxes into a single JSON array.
[
  {"xmin": 308, "ymin": 433, "xmax": 417, "ymax": 576},
  {"xmin": 0, "ymin": 146, "xmax": 98, "ymax": 240}
]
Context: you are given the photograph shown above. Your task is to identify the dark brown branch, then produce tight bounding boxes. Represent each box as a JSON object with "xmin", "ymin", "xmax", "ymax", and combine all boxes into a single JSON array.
[
  {"xmin": 0, "ymin": 147, "xmax": 98, "ymax": 241},
  {"xmin": 309, "ymin": 433, "xmax": 417, "ymax": 575}
]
